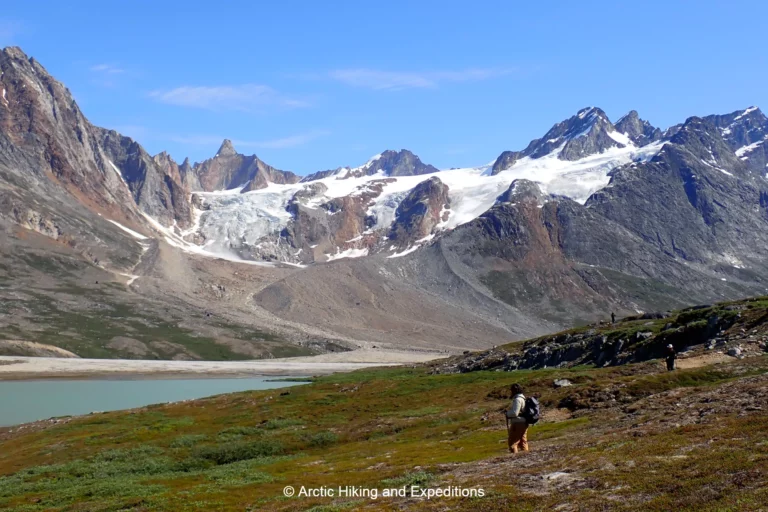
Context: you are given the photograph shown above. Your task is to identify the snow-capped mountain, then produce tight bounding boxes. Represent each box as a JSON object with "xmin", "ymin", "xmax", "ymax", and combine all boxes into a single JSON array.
[
  {"xmin": 4, "ymin": 44, "xmax": 768, "ymax": 348},
  {"xmin": 180, "ymin": 107, "xmax": 667, "ymax": 264}
]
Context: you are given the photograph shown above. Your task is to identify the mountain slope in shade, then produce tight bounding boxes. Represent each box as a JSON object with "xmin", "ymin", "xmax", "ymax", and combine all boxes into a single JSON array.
[
  {"xmin": 400, "ymin": 114, "xmax": 768, "ymax": 325},
  {"xmin": 703, "ymin": 107, "xmax": 768, "ymax": 175}
]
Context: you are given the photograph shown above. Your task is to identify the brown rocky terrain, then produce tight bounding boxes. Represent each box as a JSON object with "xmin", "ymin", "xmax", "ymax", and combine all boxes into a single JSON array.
[{"xmin": 193, "ymin": 139, "xmax": 300, "ymax": 193}]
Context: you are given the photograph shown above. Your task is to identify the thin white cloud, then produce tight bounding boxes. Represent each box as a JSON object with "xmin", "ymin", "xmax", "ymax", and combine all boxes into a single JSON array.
[
  {"xmin": 148, "ymin": 84, "xmax": 309, "ymax": 112},
  {"xmin": 327, "ymin": 67, "xmax": 515, "ymax": 91},
  {"xmin": 90, "ymin": 64, "xmax": 125, "ymax": 74},
  {"xmin": 168, "ymin": 130, "xmax": 329, "ymax": 150}
]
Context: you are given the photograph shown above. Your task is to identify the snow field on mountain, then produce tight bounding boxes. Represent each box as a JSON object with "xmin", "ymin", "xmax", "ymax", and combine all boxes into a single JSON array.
[{"xmin": 191, "ymin": 138, "xmax": 664, "ymax": 263}]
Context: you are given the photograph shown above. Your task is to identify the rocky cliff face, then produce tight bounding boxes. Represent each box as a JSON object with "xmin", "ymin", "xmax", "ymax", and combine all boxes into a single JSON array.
[
  {"xmin": 97, "ymin": 131, "xmax": 193, "ymax": 228},
  {"xmin": 389, "ymin": 177, "xmax": 450, "ymax": 249},
  {"xmin": 491, "ymin": 151, "xmax": 519, "ymax": 175},
  {"xmin": 0, "ymin": 47, "xmax": 155, "ymax": 268},
  {"xmin": 0, "ymin": 46, "xmax": 194, "ymax": 237},
  {"xmin": 588, "ymin": 116, "xmax": 768, "ymax": 271},
  {"xmin": 703, "ymin": 107, "xmax": 768, "ymax": 175},
  {"xmin": 361, "ymin": 149, "xmax": 439, "ymax": 177},
  {"xmin": 614, "ymin": 110, "xmax": 663, "ymax": 146},
  {"xmin": 302, "ymin": 149, "xmax": 439, "ymax": 182},
  {"xmin": 491, "ymin": 107, "xmax": 644, "ymax": 173},
  {"xmin": 193, "ymin": 139, "xmax": 300, "ymax": 193},
  {"xmin": 420, "ymin": 114, "xmax": 768, "ymax": 327}
]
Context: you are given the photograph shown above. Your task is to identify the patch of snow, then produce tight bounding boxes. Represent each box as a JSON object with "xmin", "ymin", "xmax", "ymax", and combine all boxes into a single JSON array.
[
  {"xmin": 387, "ymin": 245, "xmax": 421, "ymax": 258},
  {"xmin": 734, "ymin": 106, "xmax": 758, "ymax": 121},
  {"xmin": 735, "ymin": 136, "xmax": 766, "ymax": 157},
  {"xmin": 722, "ymin": 254, "xmax": 744, "ymax": 269},
  {"xmin": 106, "ymin": 219, "xmax": 148, "ymax": 240},
  {"xmin": 607, "ymin": 130, "xmax": 632, "ymax": 146},
  {"xmin": 118, "ymin": 273, "xmax": 140, "ymax": 286},
  {"xmin": 1, "ymin": 87, "xmax": 7, "ymax": 107},
  {"xmin": 699, "ymin": 158, "xmax": 733, "ymax": 176},
  {"xmin": 346, "ymin": 235, "xmax": 364, "ymax": 243},
  {"xmin": 325, "ymin": 247, "xmax": 369, "ymax": 261},
  {"xmin": 107, "ymin": 160, "xmax": 129, "ymax": 187},
  {"xmin": 415, "ymin": 234, "xmax": 435, "ymax": 243}
]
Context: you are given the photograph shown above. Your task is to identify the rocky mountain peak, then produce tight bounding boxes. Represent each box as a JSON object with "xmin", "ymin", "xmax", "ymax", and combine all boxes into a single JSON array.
[
  {"xmin": 702, "ymin": 107, "xmax": 768, "ymax": 174},
  {"xmin": 497, "ymin": 179, "xmax": 545, "ymax": 204},
  {"xmin": 152, "ymin": 151, "xmax": 174, "ymax": 166},
  {"xmin": 495, "ymin": 107, "xmax": 618, "ymax": 164},
  {"xmin": 192, "ymin": 142, "xmax": 299, "ymax": 193},
  {"xmin": 614, "ymin": 110, "xmax": 662, "ymax": 146},
  {"xmin": 217, "ymin": 139, "xmax": 237, "ymax": 158},
  {"xmin": 365, "ymin": 149, "xmax": 439, "ymax": 177},
  {"xmin": 1, "ymin": 46, "xmax": 30, "ymax": 62}
]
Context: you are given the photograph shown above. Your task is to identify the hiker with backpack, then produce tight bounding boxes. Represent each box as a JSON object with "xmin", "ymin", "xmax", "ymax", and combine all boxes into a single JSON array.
[
  {"xmin": 505, "ymin": 383, "xmax": 539, "ymax": 454},
  {"xmin": 666, "ymin": 344, "xmax": 677, "ymax": 371}
]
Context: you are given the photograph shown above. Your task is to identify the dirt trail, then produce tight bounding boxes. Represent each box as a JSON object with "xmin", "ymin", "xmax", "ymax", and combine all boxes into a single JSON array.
[{"xmin": 675, "ymin": 352, "xmax": 732, "ymax": 369}]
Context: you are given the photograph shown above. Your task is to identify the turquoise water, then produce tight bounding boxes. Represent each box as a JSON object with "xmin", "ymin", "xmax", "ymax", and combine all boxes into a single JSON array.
[{"xmin": 0, "ymin": 377, "xmax": 307, "ymax": 427}]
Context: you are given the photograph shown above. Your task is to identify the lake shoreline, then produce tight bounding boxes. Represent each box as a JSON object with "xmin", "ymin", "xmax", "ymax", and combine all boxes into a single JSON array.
[
  {"xmin": 0, "ymin": 349, "xmax": 445, "ymax": 381},
  {"xmin": 0, "ymin": 376, "xmax": 311, "ymax": 430}
]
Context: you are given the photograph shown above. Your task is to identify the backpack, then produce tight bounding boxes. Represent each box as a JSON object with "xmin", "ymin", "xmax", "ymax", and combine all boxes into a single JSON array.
[{"xmin": 521, "ymin": 397, "xmax": 540, "ymax": 425}]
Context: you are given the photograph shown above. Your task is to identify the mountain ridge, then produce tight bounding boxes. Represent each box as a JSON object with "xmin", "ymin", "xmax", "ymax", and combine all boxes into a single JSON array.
[{"xmin": 2, "ymin": 44, "xmax": 768, "ymax": 360}]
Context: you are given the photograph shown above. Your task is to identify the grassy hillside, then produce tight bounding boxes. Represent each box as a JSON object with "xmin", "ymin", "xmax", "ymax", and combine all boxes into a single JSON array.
[{"xmin": 1, "ymin": 352, "xmax": 767, "ymax": 511}]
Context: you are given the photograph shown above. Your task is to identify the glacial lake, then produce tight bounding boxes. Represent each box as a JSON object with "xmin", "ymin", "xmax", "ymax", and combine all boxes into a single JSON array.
[{"xmin": 0, "ymin": 377, "xmax": 308, "ymax": 427}]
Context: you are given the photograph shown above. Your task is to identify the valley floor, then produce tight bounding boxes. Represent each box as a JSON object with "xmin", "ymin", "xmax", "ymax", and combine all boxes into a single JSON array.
[{"xmin": 0, "ymin": 349, "xmax": 444, "ymax": 380}]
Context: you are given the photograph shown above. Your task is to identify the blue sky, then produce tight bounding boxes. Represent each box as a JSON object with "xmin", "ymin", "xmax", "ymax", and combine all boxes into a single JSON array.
[{"xmin": 1, "ymin": 1, "xmax": 766, "ymax": 175}]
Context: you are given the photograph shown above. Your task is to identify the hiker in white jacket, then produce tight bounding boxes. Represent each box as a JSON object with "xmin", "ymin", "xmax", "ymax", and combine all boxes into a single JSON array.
[{"xmin": 506, "ymin": 383, "xmax": 529, "ymax": 453}]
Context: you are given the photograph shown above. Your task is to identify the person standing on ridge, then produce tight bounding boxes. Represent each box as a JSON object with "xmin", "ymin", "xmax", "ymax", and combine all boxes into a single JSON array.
[
  {"xmin": 666, "ymin": 344, "xmax": 677, "ymax": 371},
  {"xmin": 611, "ymin": 312, "xmax": 616, "ymax": 324},
  {"xmin": 506, "ymin": 384, "xmax": 529, "ymax": 454}
]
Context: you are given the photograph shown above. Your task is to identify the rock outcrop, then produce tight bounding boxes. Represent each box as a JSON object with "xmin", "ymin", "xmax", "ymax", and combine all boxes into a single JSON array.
[
  {"xmin": 431, "ymin": 298, "xmax": 768, "ymax": 373},
  {"xmin": 302, "ymin": 149, "xmax": 439, "ymax": 182},
  {"xmin": 703, "ymin": 107, "xmax": 768, "ymax": 174},
  {"xmin": 389, "ymin": 177, "xmax": 450, "ymax": 249},
  {"xmin": 614, "ymin": 110, "xmax": 663, "ymax": 146},
  {"xmin": 193, "ymin": 139, "xmax": 300, "ymax": 193},
  {"xmin": 492, "ymin": 108, "xmax": 664, "ymax": 175}
]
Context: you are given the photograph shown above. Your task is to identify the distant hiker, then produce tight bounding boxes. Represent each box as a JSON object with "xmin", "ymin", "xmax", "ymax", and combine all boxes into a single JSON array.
[
  {"xmin": 611, "ymin": 312, "xmax": 616, "ymax": 324},
  {"xmin": 505, "ymin": 384, "xmax": 539, "ymax": 453},
  {"xmin": 666, "ymin": 344, "xmax": 677, "ymax": 371}
]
